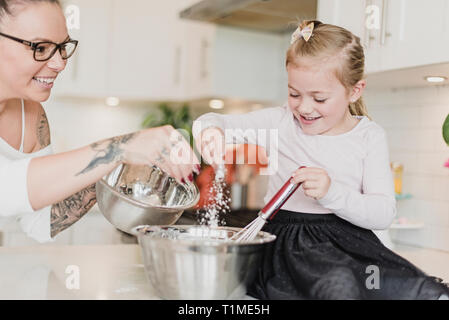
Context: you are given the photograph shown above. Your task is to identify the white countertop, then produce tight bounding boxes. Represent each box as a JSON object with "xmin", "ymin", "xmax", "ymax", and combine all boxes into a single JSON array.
[
  {"xmin": 1, "ymin": 206, "xmax": 448, "ymax": 299},
  {"xmin": 0, "ymin": 244, "xmax": 155, "ymax": 299},
  {"xmin": 1, "ymin": 242, "xmax": 448, "ymax": 300}
]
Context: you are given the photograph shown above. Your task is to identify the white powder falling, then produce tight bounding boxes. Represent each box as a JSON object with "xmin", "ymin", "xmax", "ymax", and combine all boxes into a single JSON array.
[{"xmin": 196, "ymin": 164, "xmax": 231, "ymax": 227}]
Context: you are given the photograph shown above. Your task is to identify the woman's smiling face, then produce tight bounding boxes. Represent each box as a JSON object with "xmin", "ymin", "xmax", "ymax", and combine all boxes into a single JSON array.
[
  {"xmin": 0, "ymin": 1, "xmax": 68, "ymax": 102},
  {"xmin": 287, "ymin": 58, "xmax": 364, "ymax": 136}
]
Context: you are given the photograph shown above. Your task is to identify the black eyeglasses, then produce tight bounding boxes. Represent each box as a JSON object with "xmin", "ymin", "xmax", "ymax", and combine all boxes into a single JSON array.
[{"xmin": 0, "ymin": 32, "xmax": 78, "ymax": 62}]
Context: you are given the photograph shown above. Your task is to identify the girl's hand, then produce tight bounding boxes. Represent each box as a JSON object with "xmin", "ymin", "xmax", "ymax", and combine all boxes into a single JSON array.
[
  {"xmin": 195, "ymin": 127, "xmax": 226, "ymax": 169},
  {"xmin": 291, "ymin": 167, "xmax": 331, "ymax": 200},
  {"xmin": 121, "ymin": 125, "xmax": 201, "ymax": 184}
]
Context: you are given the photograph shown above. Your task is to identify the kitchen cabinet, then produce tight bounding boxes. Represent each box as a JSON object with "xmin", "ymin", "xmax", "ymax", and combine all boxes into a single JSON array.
[
  {"xmin": 55, "ymin": 0, "xmax": 190, "ymax": 100},
  {"xmin": 53, "ymin": 0, "xmax": 112, "ymax": 98},
  {"xmin": 317, "ymin": 0, "xmax": 449, "ymax": 74},
  {"xmin": 183, "ymin": 23, "xmax": 286, "ymax": 102},
  {"xmin": 380, "ymin": 0, "xmax": 449, "ymax": 70},
  {"xmin": 54, "ymin": 0, "xmax": 285, "ymax": 103},
  {"xmin": 316, "ymin": 0, "xmax": 380, "ymax": 72},
  {"xmin": 108, "ymin": 0, "xmax": 186, "ymax": 100}
]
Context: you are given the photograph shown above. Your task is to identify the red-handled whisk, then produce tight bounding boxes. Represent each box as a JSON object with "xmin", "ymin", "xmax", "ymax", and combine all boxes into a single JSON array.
[{"xmin": 230, "ymin": 166, "xmax": 306, "ymax": 242}]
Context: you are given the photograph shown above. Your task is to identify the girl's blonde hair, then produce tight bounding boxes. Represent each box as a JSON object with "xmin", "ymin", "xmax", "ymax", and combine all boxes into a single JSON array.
[{"xmin": 286, "ymin": 20, "xmax": 370, "ymax": 119}]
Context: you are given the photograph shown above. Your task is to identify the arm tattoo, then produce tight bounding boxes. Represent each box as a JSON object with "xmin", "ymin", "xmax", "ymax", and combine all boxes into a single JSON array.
[
  {"xmin": 50, "ymin": 184, "xmax": 97, "ymax": 238},
  {"xmin": 76, "ymin": 133, "xmax": 136, "ymax": 176},
  {"xmin": 155, "ymin": 154, "xmax": 165, "ymax": 164},
  {"xmin": 161, "ymin": 146, "xmax": 170, "ymax": 156},
  {"xmin": 36, "ymin": 109, "xmax": 51, "ymax": 148}
]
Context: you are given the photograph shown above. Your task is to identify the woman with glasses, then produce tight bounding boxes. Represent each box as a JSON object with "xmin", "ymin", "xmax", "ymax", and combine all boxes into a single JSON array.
[{"xmin": 0, "ymin": 0, "xmax": 200, "ymax": 242}]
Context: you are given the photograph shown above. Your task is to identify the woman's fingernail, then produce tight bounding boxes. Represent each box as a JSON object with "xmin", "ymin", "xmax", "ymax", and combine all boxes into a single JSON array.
[
  {"xmin": 188, "ymin": 173, "xmax": 193, "ymax": 182},
  {"xmin": 181, "ymin": 178, "xmax": 186, "ymax": 184}
]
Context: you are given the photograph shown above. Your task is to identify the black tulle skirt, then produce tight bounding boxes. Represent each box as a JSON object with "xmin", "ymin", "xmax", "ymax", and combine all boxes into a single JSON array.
[{"xmin": 247, "ymin": 210, "xmax": 449, "ymax": 300}]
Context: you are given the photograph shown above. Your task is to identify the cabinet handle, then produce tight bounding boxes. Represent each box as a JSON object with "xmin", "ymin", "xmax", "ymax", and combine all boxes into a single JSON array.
[
  {"xmin": 174, "ymin": 45, "xmax": 181, "ymax": 86},
  {"xmin": 380, "ymin": 0, "xmax": 388, "ymax": 45},
  {"xmin": 200, "ymin": 38, "xmax": 209, "ymax": 80}
]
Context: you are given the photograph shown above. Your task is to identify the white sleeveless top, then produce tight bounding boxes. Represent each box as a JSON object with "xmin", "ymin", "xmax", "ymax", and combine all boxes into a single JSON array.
[{"xmin": 0, "ymin": 100, "xmax": 53, "ymax": 243}]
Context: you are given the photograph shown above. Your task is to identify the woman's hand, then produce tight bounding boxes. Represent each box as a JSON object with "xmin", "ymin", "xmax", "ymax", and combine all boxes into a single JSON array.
[
  {"xmin": 195, "ymin": 127, "xmax": 226, "ymax": 169},
  {"xmin": 291, "ymin": 167, "xmax": 331, "ymax": 200},
  {"xmin": 120, "ymin": 125, "xmax": 200, "ymax": 184}
]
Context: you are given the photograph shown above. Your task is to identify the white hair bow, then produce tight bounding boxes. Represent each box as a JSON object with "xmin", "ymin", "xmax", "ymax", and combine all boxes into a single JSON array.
[{"xmin": 290, "ymin": 22, "xmax": 315, "ymax": 44}]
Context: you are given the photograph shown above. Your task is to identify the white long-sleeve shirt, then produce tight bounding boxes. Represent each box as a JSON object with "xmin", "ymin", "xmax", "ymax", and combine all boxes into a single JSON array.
[
  {"xmin": 0, "ymin": 133, "xmax": 54, "ymax": 243},
  {"xmin": 192, "ymin": 104, "xmax": 396, "ymax": 230}
]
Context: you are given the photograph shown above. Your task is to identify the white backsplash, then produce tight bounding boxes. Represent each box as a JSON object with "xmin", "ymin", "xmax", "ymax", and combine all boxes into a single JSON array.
[
  {"xmin": 43, "ymin": 98, "xmax": 155, "ymax": 151},
  {"xmin": 364, "ymin": 85, "xmax": 449, "ymax": 252},
  {"xmin": 43, "ymin": 98, "xmax": 212, "ymax": 152}
]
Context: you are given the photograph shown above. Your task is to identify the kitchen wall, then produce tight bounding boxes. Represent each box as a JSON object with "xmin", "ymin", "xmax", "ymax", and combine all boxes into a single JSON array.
[
  {"xmin": 364, "ymin": 85, "xmax": 449, "ymax": 252},
  {"xmin": 43, "ymin": 98, "xmax": 213, "ymax": 152}
]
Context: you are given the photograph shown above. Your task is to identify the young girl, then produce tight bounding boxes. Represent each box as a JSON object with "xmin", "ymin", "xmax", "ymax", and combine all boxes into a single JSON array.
[{"xmin": 192, "ymin": 20, "xmax": 449, "ymax": 300}]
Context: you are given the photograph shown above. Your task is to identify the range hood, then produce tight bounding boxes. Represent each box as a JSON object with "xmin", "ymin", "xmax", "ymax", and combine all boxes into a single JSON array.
[{"xmin": 179, "ymin": 0, "xmax": 317, "ymax": 33}]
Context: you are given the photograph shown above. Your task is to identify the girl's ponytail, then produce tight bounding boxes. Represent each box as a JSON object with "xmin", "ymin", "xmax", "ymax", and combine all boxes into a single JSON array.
[{"xmin": 349, "ymin": 97, "xmax": 371, "ymax": 119}]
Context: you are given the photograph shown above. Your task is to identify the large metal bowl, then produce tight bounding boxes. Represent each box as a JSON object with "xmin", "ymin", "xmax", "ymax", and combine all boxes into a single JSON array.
[
  {"xmin": 132, "ymin": 225, "xmax": 276, "ymax": 300},
  {"xmin": 96, "ymin": 164, "xmax": 200, "ymax": 234}
]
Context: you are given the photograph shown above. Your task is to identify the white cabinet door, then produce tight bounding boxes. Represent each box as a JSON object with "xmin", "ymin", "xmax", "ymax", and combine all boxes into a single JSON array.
[
  {"xmin": 108, "ymin": 0, "xmax": 185, "ymax": 100},
  {"xmin": 183, "ymin": 23, "xmax": 285, "ymax": 103},
  {"xmin": 318, "ymin": 0, "xmax": 449, "ymax": 74},
  {"xmin": 316, "ymin": 0, "xmax": 382, "ymax": 73},
  {"xmin": 317, "ymin": 0, "xmax": 366, "ymax": 39},
  {"xmin": 381, "ymin": 0, "xmax": 449, "ymax": 70},
  {"xmin": 53, "ymin": 0, "xmax": 111, "ymax": 98},
  {"xmin": 181, "ymin": 20, "xmax": 216, "ymax": 100},
  {"xmin": 211, "ymin": 26, "xmax": 285, "ymax": 102},
  {"xmin": 55, "ymin": 0, "xmax": 286, "ymax": 103}
]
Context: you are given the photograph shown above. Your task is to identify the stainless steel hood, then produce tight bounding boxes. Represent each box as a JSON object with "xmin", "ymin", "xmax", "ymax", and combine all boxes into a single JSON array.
[{"xmin": 179, "ymin": 0, "xmax": 317, "ymax": 33}]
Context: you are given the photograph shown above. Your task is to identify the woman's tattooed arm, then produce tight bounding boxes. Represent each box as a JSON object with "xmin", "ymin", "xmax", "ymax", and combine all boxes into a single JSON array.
[
  {"xmin": 50, "ymin": 133, "xmax": 139, "ymax": 236},
  {"xmin": 36, "ymin": 107, "xmax": 51, "ymax": 149},
  {"xmin": 76, "ymin": 133, "xmax": 136, "ymax": 175},
  {"xmin": 35, "ymin": 107, "xmax": 99, "ymax": 237},
  {"xmin": 50, "ymin": 184, "xmax": 97, "ymax": 237}
]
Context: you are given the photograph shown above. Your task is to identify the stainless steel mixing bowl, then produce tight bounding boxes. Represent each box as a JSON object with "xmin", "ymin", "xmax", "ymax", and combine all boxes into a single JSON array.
[
  {"xmin": 96, "ymin": 164, "xmax": 200, "ymax": 234},
  {"xmin": 132, "ymin": 225, "xmax": 276, "ymax": 300}
]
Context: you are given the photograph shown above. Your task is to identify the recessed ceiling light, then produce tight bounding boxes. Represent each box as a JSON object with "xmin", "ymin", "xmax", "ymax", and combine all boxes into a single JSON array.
[
  {"xmin": 209, "ymin": 99, "xmax": 224, "ymax": 109},
  {"xmin": 106, "ymin": 97, "xmax": 120, "ymax": 106},
  {"xmin": 425, "ymin": 76, "xmax": 447, "ymax": 83}
]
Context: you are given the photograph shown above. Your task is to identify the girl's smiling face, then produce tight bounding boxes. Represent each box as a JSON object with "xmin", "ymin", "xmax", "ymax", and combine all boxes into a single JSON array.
[
  {"xmin": 0, "ymin": 1, "xmax": 68, "ymax": 102},
  {"xmin": 287, "ymin": 58, "xmax": 365, "ymax": 136}
]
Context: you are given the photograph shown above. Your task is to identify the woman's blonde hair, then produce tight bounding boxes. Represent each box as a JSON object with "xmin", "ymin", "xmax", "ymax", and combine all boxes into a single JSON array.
[{"xmin": 286, "ymin": 20, "xmax": 370, "ymax": 119}]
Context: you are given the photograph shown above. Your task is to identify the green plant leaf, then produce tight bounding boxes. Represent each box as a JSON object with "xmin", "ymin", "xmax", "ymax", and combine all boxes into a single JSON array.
[
  {"xmin": 141, "ymin": 103, "xmax": 194, "ymax": 147},
  {"xmin": 142, "ymin": 113, "xmax": 156, "ymax": 128},
  {"xmin": 443, "ymin": 113, "xmax": 449, "ymax": 145}
]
